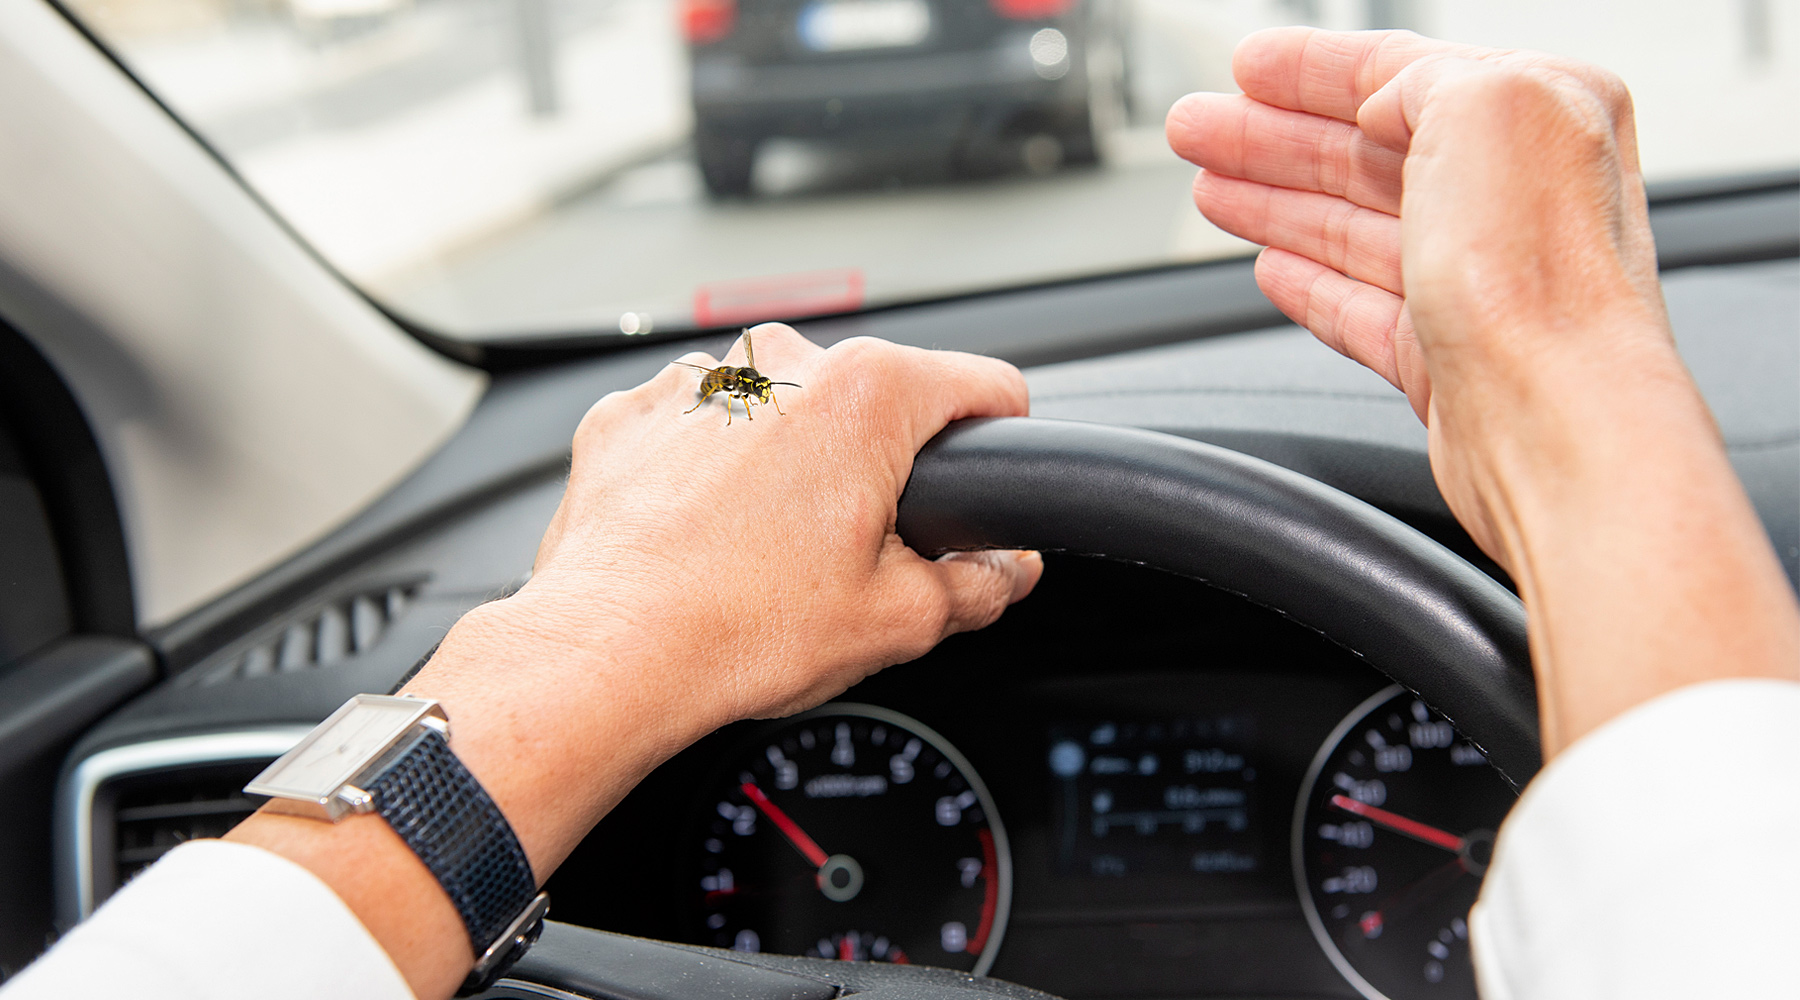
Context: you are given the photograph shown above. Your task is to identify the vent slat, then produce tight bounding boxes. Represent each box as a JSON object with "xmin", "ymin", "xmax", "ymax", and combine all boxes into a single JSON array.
[
  {"xmin": 351, "ymin": 595, "xmax": 383, "ymax": 651},
  {"xmin": 277, "ymin": 622, "xmax": 313, "ymax": 671},
  {"xmin": 316, "ymin": 605, "xmax": 350, "ymax": 665},
  {"xmin": 188, "ymin": 579, "xmax": 424, "ymax": 687},
  {"xmin": 116, "ymin": 798, "xmax": 259, "ymax": 823}
]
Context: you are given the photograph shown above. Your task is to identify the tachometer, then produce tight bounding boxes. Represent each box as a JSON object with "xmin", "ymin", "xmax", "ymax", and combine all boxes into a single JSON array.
[
  {"xmin": 688, "ymin": 704, "xmax": 1011, "ymax": 973},
  {"xmin": 1293, "ymin": 686, "xmax": 1517, "ymax": 1000}
]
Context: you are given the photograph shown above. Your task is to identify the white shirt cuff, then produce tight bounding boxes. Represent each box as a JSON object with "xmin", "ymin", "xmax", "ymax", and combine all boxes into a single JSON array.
[
  {"xmin": 2, "ymin": 839, "xmax": 413, "ymax": 1000},
  {"xmin": 1470, "ymin": 678, "xmax": 1800, "ymax": 1000}
]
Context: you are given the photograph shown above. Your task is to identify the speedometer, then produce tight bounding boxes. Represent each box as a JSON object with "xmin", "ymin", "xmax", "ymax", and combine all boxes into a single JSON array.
[
  {"xmin": 687, "ymin": 704, "xmax": 1011, "ymax": 973},
  {"xmin": 1293, "ymin": 686, "xmax": 1517, "ymax": 1000}
]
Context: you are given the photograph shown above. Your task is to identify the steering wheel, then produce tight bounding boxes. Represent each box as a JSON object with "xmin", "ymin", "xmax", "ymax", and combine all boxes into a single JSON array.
[{"xmin": 488, "ymin": 418, "xmax": 1538, "ymax": 1000}]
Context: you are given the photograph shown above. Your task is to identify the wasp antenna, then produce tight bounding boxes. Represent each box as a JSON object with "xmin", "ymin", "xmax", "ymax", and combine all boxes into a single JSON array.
[{"xmin": 771, "ymin": 381, "xmax": 803, "ymax": 388}]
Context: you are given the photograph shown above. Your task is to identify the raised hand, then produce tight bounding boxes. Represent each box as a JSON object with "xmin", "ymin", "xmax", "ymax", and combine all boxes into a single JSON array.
[
  {"xmin": 1165, "ymin": 28, "xmax": 1671, "ymax": 562},
  {"xmin": 1165, "ymin": 28, "xmax": 1799, "ymax": 764},
  {"xmin": 1166, "ymin": 29, "xmax": 1660, "ymax": 428}
]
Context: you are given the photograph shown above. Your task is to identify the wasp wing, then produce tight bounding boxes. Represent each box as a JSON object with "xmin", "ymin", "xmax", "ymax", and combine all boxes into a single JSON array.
[{"xmin": 742, "ymin": 330, "xmax": 755, "ymax": 371}]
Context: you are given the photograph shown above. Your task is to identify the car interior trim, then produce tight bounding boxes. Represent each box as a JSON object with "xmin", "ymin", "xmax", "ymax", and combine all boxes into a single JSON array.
[
  {"xmin": 0, "ymin": 0, "xmax": 485, "ymax": 629},
  {"xmin": 56, "ymin": 726, "xmax": 310, "ymax": 922},
  {"xmin": 0, "ymin": 639, "xmax": 156, "ymax": 785}
]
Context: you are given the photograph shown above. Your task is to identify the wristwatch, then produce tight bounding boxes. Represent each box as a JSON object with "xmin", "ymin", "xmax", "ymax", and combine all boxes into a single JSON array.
[{"xmin": 245, "ymin": 694, "xmax": 550, "ymax": 996}]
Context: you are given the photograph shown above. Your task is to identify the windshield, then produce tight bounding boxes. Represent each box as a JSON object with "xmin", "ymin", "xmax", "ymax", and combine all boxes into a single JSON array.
[{"xmin": 64, "ymin": 0, "xmax": 1799, "ymax": 342}]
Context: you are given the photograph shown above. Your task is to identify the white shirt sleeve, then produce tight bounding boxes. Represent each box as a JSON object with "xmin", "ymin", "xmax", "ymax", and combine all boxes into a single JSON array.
[
  {"xmin": 0, "ymin": 839, "xmax": 414, "ymax": 1000},
  {"xmin": 1470, "ymin": 678, "xmax": 1800, "ymax": 1000}
]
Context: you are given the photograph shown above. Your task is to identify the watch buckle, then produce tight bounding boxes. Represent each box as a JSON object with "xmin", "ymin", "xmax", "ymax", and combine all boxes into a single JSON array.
[{"xmin": 459, "ymin": 892, "xmax": 550, "ymax": 996}]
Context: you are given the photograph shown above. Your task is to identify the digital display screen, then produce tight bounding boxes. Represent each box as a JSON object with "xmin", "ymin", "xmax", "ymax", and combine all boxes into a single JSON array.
[{"xmin": 1048, "ymin": 715, "xmax": 1260, "ymax": 878}]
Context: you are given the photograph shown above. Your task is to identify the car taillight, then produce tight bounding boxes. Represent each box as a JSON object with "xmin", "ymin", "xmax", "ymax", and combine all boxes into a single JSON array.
[
  {"xmin": 680, "ymin": 0, "xmax": 736, "ymax": 44},
  {"xmin": 989, "ymin": 0, "xmax": 1073, "ymax": 19}
]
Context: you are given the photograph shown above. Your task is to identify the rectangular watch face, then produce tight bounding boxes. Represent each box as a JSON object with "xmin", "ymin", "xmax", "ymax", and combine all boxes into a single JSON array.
[{"xmin": 246, "ymin": 695, "xmax": 437, "ymax": 801}]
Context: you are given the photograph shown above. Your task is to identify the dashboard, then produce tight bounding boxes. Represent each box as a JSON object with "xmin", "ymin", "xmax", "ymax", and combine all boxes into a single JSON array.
[
  {"xmin": 0, "ymin": 167, "xmax": 1790, "ymax": 995},
  {"xmin": 547, "ymin": 557, "xmax": 1515, "ymax": 1000}
]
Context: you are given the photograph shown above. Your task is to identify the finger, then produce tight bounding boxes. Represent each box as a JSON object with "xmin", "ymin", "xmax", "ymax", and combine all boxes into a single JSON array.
[
  {"xmin": 1356, "ymin": 53, "xmax": 1509, "ymax": 153},
  {"xmin": 1233, "ymin": 26, "xmax": 1492, "ymax": 122},
  {"xmin": 1357, "ymin": 53, "xmax": 1635, "ymax": 163},
  {"xmin": 818, "ymin": 338, "xmax": 1030, "ymax": 450},
  {"xmin": 902, "ymin": 349, "xmax": 1031, "ymax": 450},
  {"xmin": 1254, "ymin": 247, "xmax": 1430, "ymax": 419},
  {"xmin": 1166, "ymin": 93, "xmax": 1403, "ymax": 215},
  {"xmin": 930, "ymin": 550, "xmax": 1045, "ymax": 638},
  {"xmin": 1194, "ymin": 171, "xmax": 1403, "ymax": 296}
]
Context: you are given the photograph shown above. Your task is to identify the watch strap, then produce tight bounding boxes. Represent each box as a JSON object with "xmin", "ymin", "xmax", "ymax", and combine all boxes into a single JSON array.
[{"xmin": 365, "ymin": 727, "xmax": 540, "ymax": 974}]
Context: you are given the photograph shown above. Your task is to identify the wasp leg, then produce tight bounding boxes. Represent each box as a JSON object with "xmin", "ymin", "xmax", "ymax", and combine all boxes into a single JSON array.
[
  {"xmin": 770, "ymin": 387, "xmax": 785, "ymax": 416},
  {"xmin": 745, "ymin": 396, "xmax": 756, "ymax": 421},
  {"xmin": 724, "ymin": 395, "xmax": 735, "ymax": 426},
  {"xmin": 684, "ymin": 387, "xmax": 715, "ymax": 415}
]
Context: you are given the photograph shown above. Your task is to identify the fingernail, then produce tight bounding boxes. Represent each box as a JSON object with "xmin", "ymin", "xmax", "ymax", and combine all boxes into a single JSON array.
[{"xmin": 1010, "ymin": 551, "xmax": 1044, "ymax": 604}]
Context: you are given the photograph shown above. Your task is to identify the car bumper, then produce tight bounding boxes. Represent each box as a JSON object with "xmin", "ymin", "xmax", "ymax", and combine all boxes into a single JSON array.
[{"xmin": 691, "ymin": 39, "xmax": 1085, "ymax": 134}]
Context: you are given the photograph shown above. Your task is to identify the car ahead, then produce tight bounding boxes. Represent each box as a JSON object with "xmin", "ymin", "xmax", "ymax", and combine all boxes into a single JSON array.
[{"xmin": 679, "ymin": 0, "xmax": 1126, "ymax": 195}]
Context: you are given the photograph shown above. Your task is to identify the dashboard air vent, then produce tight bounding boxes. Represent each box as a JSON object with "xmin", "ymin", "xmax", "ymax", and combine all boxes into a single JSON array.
[
  {"xmin": 97, "ymin": 760, "xmax": 268, "ymax": 903},
  {"xmin": 193, "ymin": 579, "xmax": 423, "ymax": 686}
]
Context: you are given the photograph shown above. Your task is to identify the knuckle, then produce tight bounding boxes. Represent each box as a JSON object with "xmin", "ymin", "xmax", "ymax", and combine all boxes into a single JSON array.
[
  {"xmin": 885, "ymin": 576, "xmax": 954, "ymax": 648},
  {"xmin": 573, "ymin": 392, "xmax": 622, "ymax": 445},
  {"xmin": 942, "ymin": 552, "xmax": 1014, "ymax": 633},
  {"xmin": 823, "ymin": 338, "xmax": 900, "ymax": 394},
  {"xmin": 825, "ymin": 336, "xmax": 894, "ymax": 369},
  {"xmin": 1584, "ymin": 68, "xmax": 1632, "ymax": 118}
]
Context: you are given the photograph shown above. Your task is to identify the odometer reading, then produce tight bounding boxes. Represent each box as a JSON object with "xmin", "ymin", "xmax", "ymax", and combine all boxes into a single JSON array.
[
  {"xmin": 688, "ymin": 704, "xmax": 1011, "ymax": 973},
  {"xmin": 1293, "ymin": 687, "xmax": 1516, "ymax": 1000}
]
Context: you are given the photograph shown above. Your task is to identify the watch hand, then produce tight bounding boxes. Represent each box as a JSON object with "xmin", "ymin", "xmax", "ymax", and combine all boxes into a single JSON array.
[
  {"xmin": 741, "ymin": 781, "xmax": 830, "ymax": 868},
  {"xmin": 1329, "ymin": 794, "xmax": 1466, "ymax": 852}
]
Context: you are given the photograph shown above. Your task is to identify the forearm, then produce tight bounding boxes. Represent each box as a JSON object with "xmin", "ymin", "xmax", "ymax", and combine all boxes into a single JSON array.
[
  {"xmin": 226, "ymin": 596, "xmax": 719, "ymax": 999},
  {"xmin": 1443, "ymin": 334, "xmax": 1800, "ymax": 755}
]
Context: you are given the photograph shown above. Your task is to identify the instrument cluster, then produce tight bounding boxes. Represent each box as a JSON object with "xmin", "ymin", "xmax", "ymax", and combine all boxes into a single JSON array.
[{"xmin": 550, "ymin": 559, "xmax": 1518, "ymax": 1000}]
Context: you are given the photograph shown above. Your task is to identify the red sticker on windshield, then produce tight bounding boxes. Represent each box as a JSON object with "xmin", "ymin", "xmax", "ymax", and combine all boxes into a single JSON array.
[{"xmin": 693, "ymin": 268, "xmax": 865, "ymax": 327}]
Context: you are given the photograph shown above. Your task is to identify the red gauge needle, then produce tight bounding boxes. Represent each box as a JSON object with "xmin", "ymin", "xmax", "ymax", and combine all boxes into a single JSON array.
[
  {"xmin": 1330, "ymin": 794, "xmax": 1466, "ymax": 853},
  {"xmin": 741, "ymin": 781, "xmax": 830, "ymax": 867}
]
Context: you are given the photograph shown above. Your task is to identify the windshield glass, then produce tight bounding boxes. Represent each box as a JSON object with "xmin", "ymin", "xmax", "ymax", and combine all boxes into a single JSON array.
[{"xmin": 65, "ymin": 0, "xmax": 1799, "ymax": 342}]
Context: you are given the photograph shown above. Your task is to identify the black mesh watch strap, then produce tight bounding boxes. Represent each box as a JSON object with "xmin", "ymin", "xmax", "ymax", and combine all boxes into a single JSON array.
[{"xmin": 366, "ymin": 728, "xmax": 541, "ymax": 983}]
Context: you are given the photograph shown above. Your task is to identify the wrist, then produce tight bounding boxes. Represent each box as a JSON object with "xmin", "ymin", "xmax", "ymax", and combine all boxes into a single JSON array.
[
  {"xmin": 1427, "ymin": 317, "xmax": 1694, "ymax": 565},
  {"xmin": 396, "ymin": 592, "xmax": 723, "ymax": 872},
  {"xmin": 1428, "ymin": 327, "xmax": 1800, "ymax": 753}
]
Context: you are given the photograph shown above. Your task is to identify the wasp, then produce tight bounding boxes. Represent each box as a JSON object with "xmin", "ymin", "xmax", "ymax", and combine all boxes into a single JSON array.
[{"xmin": 675, "ymin": 331, "xmax": 802, "ymax": 426}]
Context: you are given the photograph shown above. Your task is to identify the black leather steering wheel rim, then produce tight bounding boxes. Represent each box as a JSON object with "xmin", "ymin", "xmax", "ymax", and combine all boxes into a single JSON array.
[{"xmin": 894, "ymin": 417, "xmax": 1540, "ymax": 788}]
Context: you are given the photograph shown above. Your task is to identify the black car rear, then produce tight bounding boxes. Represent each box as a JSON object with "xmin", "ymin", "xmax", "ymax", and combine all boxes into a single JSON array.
[{"xmin": 680, "ymin": 0, "xmax": 1123, "ymax": 195}]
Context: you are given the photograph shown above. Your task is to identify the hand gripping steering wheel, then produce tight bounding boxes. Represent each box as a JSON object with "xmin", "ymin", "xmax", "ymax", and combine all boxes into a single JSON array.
[{"xmin": 487, "ymin": 418, "xmax": 1538, "ymax": 1000}]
